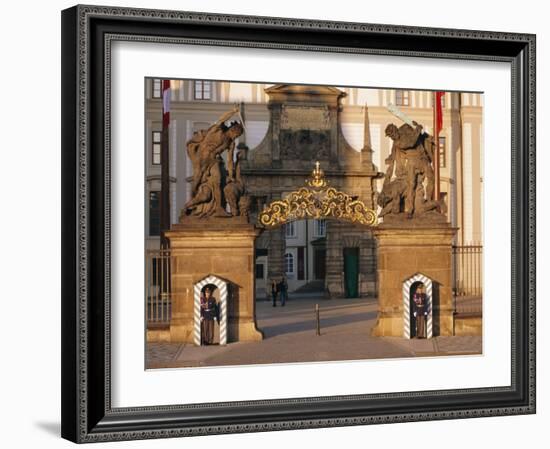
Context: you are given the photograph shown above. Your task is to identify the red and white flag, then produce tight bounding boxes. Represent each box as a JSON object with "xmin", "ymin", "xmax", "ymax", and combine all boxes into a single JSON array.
[
  {"xmin": 162, "ymin": 79, "xmax": 170, "ymax": 128},
  {"xmin": 434, "ymin": 91, "xmax": 444, "ymax": 134}
]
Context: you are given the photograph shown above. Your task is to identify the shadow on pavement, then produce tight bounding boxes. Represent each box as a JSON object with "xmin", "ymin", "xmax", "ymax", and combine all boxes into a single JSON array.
[{"xmin": 258, "ymin": 309, "xmax": 378, "ymax": 338}]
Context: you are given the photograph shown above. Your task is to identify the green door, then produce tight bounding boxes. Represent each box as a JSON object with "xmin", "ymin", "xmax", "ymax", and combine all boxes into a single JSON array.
[{"xmin": 343, "ymin": 248, "xmax": 359, "ymax": 298}]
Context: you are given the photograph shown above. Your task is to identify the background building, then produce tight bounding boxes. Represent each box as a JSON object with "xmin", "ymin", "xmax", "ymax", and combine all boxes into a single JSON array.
[{"xmin": 145, "ymin": 79, "xmax": 483, "ymax": 296}]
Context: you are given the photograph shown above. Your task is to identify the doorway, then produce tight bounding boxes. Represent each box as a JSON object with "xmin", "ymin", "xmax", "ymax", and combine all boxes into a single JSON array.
[{"xmin": 343, "ymin": 247, "xmax": 359, "ymax": 298}]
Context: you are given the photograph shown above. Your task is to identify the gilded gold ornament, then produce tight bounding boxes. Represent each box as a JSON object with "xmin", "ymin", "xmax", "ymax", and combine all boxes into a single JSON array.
[{"xmin": 258, "ymin": 162, "xmax": 377, "ymax": 227}]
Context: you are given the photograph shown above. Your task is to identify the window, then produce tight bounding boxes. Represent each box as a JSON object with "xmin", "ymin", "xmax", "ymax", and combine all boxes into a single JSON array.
[
  {"xmin": 255, "ymin": 248, "xmax": 268, "ymax": 257},
  {"xmin": 194, "ymin": 80, "xmax": 212, "ymax": 100},
  {"xmin": 395, "ymin": 90, "xmax": 410, "ymax": 106},
  {"xmin": 149, "ymin": 191, "xmax": 160, "ymax": 236},
  {"xmin": 439, "ymin": 136, "xmax": 446, "ymax": 168},
  {"xmin": 284, "ymin": 253, "xmax": 294, "ymax": 275},
  {"xmin": 297, "ymin": 247, "xmax": 305, "ymax": 280},
  {"xmin": 284, "ymin": 221, "xmax": 296, "ymax": 238},
  {"xmin": 314, "ymin": 219, "xmax": 326, "ymax": 237},
  {"xmin": 152, "ymin": 131, "xmax": 161, "ymax": 165},
  {"xmin": 152, "ymin": 78, "xmax": 162, "ymax": 98},
  {"xmin": 255, "ymin": 264, "xmax": 265, "ymax": 279}
]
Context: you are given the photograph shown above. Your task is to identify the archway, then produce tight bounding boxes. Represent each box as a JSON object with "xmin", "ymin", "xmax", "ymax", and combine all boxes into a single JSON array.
[{"xmin": 258, "ymin": 162, "xmax": 377, "ymax": 297}]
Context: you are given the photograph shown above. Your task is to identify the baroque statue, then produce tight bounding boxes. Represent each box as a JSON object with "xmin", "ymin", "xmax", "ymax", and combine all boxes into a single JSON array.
[
  {"xmin": 224, "ymin": 147, "xmax": 250, "ymax": 218},
  {"xmin": 377, "ymin": 112, "xmax": 445, "ymax": 220},
  {"xmin": 182, "ymin": 107, "xmax": 250, "ymax": 219}
]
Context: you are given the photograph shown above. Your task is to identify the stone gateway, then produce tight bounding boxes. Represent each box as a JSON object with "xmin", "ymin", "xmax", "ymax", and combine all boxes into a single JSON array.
[{"xmin": 244, "ymin": 84, "xmax": 379, "ymax": 297}]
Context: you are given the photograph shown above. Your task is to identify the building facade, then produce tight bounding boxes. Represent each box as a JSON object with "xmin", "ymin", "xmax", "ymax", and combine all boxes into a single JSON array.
[{"xmin": 145, "ymin": 79, "xmax": 483, "ymax": 295}]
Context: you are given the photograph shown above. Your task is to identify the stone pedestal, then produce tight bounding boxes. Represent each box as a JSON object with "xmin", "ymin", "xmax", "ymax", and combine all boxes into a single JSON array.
[
  {"xmin": 371, "ymin": 223, "xmax": 457, "ymax": 337},
  {"xmin": 166, "ymin": 221, "xmax": 264, "ymax": 343}
]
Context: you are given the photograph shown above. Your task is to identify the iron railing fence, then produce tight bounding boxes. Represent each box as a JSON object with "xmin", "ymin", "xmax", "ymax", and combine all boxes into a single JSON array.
[
  {"xmin": 145, "ymin": 248, "xmax": 172, "ymax": 328},
  {"xmin": 452, "ymin": 243, "xmax": 483, "ymax": 298}
]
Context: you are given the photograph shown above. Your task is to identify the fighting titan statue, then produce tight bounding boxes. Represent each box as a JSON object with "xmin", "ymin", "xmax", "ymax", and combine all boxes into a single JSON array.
[
  {"xmin": 377, "ymin": 105, "xmax": 445, "ymax": 220},
  {"xmin": 183, "ymin": 107, "xmax": 250, "ymax": 219}
]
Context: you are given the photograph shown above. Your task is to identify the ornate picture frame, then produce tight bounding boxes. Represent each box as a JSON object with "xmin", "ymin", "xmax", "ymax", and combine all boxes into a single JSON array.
[{"xmin": 61, "ymin": 4, "xmax": 535, "ymax": 443}]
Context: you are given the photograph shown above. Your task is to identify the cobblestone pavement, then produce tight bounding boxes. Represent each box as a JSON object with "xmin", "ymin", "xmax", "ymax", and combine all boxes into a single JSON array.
[{"xmin": 146, "ymin": 296, "xmax": 482, "ymax": 369}]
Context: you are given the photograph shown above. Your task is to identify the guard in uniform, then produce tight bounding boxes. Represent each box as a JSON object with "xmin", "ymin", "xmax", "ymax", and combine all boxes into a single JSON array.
[
  {"xmin": 412, "ymin": 283, "xmax": 428, "ymax": 339},
  {"xmin": 200, "ymin": 286, "xmax": 219, "ymax": 345}
]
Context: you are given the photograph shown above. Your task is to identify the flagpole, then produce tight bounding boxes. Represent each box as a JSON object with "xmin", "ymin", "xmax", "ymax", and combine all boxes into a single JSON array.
[
  {"xmin": 433, "ymin": 91, "xmax": 441, "ymax": 202},
  {"xmin": 160, "ymin": 79, "xmax": 171, "ymax": 249}
]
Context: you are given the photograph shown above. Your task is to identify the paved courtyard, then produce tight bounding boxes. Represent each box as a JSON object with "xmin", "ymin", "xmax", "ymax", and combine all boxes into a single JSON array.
[{"xmin": 146, "ymin": 296, "xmax": 482, "ymax": 369}]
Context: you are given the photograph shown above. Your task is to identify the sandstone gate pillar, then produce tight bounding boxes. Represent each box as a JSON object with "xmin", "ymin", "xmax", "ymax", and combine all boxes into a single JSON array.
[
  {"xmin": 166, "ymin": 221, "xmax": 264, "ymax": 343},
  {"xmin": 371, "ymin": 223, "xmax": 458, "ymax": 337}
]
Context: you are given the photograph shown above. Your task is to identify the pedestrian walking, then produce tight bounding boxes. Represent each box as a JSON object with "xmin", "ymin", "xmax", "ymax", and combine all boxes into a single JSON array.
[
  {"xmin": 271, "ymin": 279, "xmax": 278, "ymax": 307},
  {"xmin": 278, "ymin": 276, "xmax": 288, "ymax": 306}
]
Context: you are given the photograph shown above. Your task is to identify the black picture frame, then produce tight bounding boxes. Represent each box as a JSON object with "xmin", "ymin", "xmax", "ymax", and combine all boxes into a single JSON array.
[{"xmin": 61, "ymin": 4, "xmax": 536, "ymax": 443}]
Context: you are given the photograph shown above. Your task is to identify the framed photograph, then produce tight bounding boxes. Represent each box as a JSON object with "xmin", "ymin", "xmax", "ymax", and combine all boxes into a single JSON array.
[{"xmin": 61, "ymin": 4, "xmax": 536, "ymax": 443}]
